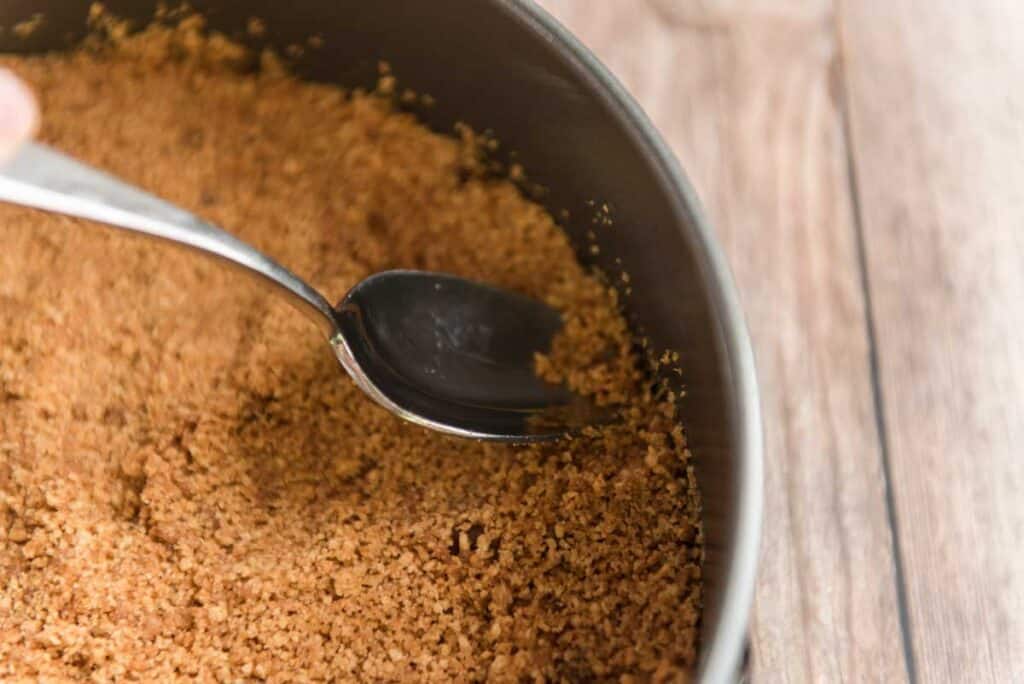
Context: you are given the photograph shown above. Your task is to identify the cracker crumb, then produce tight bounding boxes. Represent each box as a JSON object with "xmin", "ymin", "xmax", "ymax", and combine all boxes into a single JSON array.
[
  {"xmin": 0, "ymin": 16, "xmax": 702, "ymax": 682},
  {"xmin": 12, "ymin": 13, "xmax": 44, "ymax": 38},
  {"xmin": 247, "ymin": 17, "xmax": 266, "ymax": 38}
]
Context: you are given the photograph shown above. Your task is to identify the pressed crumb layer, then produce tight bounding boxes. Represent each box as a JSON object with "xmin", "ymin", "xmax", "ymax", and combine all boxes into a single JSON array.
[{"xmin": 0, "ymin": 21, "xmax": 702, "ymax": 683}]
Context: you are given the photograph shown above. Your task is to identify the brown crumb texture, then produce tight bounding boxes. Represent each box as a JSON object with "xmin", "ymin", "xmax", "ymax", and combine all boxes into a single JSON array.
[{"xmin": 0, "ymin": 19, "xmax": 702, "ymax": 683}]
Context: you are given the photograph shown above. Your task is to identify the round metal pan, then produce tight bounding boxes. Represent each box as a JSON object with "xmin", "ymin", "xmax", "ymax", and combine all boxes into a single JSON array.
[{"xmin": 1, "ymin": 2, "xmax": 763, "ymax": 680}]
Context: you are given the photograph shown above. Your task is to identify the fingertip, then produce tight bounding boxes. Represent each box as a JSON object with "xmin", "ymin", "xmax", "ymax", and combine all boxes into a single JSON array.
[{"xmin": 0, "ymin": 68, "xmax": 40, "ymax": 158}]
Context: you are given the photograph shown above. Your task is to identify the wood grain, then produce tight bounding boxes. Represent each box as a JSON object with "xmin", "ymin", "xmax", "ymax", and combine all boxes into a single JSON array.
[
  {"xmin": 538, "ymin": 1, "xmax": 908, "ymax": 680},
  {"xmin": 840, "ymin": 2, "xmax": 1024, "ymax": 681}
]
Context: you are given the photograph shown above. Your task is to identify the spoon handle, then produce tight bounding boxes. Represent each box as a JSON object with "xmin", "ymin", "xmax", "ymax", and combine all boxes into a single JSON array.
[{"xmin": 0, "ymin": 142, "xmax": 338, "ymax": 337}]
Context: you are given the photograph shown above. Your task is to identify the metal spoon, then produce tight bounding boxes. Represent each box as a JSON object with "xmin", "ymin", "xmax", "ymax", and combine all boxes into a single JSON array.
[{"xmin": 0, "ymin": 142, "xmax": 606, "ymax": 441}]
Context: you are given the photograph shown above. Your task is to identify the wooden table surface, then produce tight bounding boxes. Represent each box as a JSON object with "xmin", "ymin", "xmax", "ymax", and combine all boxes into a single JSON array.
[{"xmin": 539, "ymin": 1, "xmax": 1024, "ymax": 681}]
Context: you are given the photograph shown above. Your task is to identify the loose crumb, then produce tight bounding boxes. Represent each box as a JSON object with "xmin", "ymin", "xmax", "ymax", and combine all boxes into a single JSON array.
[{"xmin": 11, "ymin": 14, "xmax": 44, "ymax": 39}]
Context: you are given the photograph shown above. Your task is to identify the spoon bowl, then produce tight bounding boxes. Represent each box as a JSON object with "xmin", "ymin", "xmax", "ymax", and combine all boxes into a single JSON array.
[
  {"xmin": 334, "ymin": 270, "xmax": 605, "ymax": 440},
  {"xmin": 0, "ymin": 142, "xmax": 605, "ymax": 441}
]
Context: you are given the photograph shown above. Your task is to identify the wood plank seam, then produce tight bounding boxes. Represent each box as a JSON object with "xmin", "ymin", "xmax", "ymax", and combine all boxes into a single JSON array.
[{"xmin": 834, "ymin": 8, "xmax": 918, "ymax": 681}]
